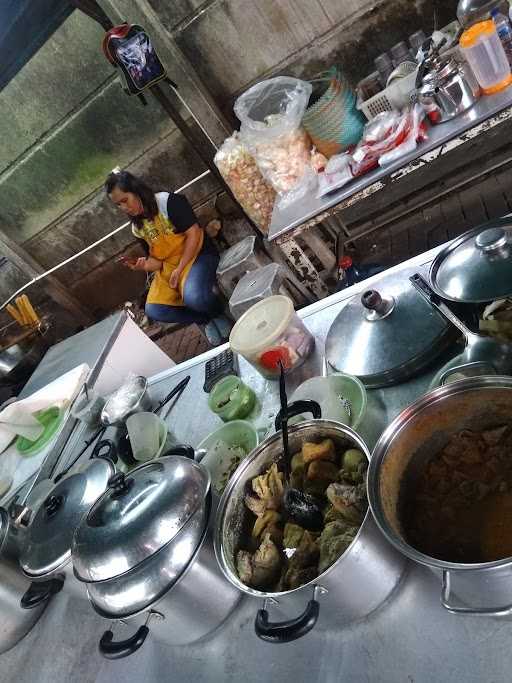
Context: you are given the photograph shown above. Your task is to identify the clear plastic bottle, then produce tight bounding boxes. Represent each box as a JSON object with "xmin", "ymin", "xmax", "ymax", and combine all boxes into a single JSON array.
[{"xmin": 491, "ymin": 8, "xmax": 512, "ymax": 66}]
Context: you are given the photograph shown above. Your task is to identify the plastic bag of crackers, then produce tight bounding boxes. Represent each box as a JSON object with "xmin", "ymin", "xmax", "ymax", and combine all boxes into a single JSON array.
[{"xmin": 215, "ymin": 134, "xmax": 276, "ymax": 233}]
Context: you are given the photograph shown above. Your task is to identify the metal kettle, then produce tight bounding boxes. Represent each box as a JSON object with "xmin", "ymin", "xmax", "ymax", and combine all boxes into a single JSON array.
[
  {"xmin": 457, "ymin": 0, "xmax": 505, "ymax": 27},
  {"xmin": 416, "ymin": 49, "xmax": 481, "ymax": 123}
]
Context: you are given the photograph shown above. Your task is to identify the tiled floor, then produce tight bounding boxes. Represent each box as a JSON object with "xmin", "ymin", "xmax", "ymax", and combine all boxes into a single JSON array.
[{"xmin": 154, "ymin": 323, "xmax": 212, "ymax": 364}]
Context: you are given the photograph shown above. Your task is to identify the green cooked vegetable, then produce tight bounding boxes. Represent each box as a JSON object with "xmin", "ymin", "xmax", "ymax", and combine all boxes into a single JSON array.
[
  {"xmin": 291, "ymin": 452, "xmax": 305, "ymax": 472},
  {"xmin": 342, "ymin": 449, "xmax": 366, "ymax": 473},
  {"xmin": 283, "ymin": 522, "xmax": 305, "ymax": 549}
]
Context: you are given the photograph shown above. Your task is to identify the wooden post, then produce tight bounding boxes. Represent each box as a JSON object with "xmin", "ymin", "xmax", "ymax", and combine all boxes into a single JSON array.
[
  {"xmin": 150, "ymin": 83, "xmax": 225, "ymax": 184},
  {"xmin": 0, "ymin": 230, "xmax": 94, "ymax": 325}
]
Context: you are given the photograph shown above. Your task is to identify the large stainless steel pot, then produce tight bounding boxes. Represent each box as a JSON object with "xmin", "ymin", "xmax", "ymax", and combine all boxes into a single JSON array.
[
  {"xmin": 429, "ymin": 219, "xmax": 512, "ymax": 304},
  {"xmin": 18, "ymin": 456, "xmax": 115, "ymax": 602},
  {"xmin": 0, "ymin": 328, "xmax": 50, "ymax": 387},
  {"xmin": 215, "ymin": 417, "xmax": 406, "ymax": 643},
  {"xmin": 417, "ymin": 57, "xmax": 480, "ymax": 123},
  {"xmin": 368, "ymin": 376, "xmax": 512, "ymax": 616},
  {"xmin": 72, "ymin": 448, "xmax": 241, "ymax": 659},
  {"xmin": 0, "ymin": 508, "xmax": 60, "ymax": 654}
]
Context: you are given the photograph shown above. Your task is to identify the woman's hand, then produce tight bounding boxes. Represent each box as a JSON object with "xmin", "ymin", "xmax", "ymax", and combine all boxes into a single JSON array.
[
  {"xmin": 117, "ymin": 255, "xmax": 146, "ymax": 271},
  {"xmin": 169, "ymin": 268, "xmax": 182, "ymax": 290},
  {"xmin": 117, "ymin": 256, "xmax": 162, "ymax": 272}
]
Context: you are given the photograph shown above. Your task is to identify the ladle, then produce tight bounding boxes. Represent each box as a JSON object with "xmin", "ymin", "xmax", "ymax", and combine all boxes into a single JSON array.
[
  {"xmin": 410, "ymin": 274, "xmax": 512, "ymax": 375},
  {"xmin": 278, "ymin": 363, "xmax": 323, "ymax": 532}
]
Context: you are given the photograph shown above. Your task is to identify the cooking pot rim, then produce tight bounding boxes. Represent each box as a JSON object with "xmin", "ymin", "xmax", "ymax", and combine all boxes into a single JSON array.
[
  {"xmin": 368, "ymin": 375, "xmax": 512, "ymax": 572},
  {"xmin": 85, "ymin": 508, "xmax": 211, "ymax": 620},
  {"xmin": 214, "ymin": 418, "xmax": 371, "ymax": 598}
]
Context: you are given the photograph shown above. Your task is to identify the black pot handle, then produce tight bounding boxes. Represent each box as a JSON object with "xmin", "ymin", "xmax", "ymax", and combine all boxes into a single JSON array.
[
  {"xmin": 161, "ymin": 444, "xmax": 195, "ymax": 460},
  {"xmin": 20, "ymin": 577, "xmax": 64, "ymax": 610},
  {"xmin": 99, "ymin": 625, "xmax": 149, "ymax": 660},
  {"xmin": 255, "ymin": 589, "xmax": 321, "ymax": 643},
  {"xmin": 275, "ymin": 400, "xmax": 321, "ymax": 432},
  {"xmin": 409, "ymin": 273, "xmax": 441, "ymax": 304},
  {"xmin": 92, "ymin": 439, "xmax": 118, "ymax": 464}
]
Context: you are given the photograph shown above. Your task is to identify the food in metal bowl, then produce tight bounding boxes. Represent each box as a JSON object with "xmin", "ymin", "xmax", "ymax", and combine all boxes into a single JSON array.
[
  {"xmin": 235, "ymin": 440, "xmax": 368, "ymax": 591},
  {"xmin": 403, "ymin": 424, "xmax": 512, "ymax": 563}
]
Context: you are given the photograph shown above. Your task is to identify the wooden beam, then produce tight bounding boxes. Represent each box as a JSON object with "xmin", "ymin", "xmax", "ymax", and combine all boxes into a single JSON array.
[
  {"xmin": 69, "ymin": 0, "xmax": 113, "ymax": 30},
  {"xmin": 0, "ymin": 230, "xmax": 94, "ymax": 325}
]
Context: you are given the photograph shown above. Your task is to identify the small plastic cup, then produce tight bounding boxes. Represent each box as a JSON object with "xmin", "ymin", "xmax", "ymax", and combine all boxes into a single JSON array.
[
  {"xmin": 126, "ymin": 412, "xmax": 168, "ymax": 462},
  {"xmin": 197, "ymin": 420, "xmax": 259, "ymax": 494}
]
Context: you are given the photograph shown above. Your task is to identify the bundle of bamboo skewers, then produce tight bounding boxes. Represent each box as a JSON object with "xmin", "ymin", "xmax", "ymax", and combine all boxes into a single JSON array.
[{"xmin": 6, "ymin": 295, "xmax": 41, "ymax": 329}]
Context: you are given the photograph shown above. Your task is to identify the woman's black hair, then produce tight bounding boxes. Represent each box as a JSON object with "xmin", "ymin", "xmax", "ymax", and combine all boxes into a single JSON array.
[{"xmin": 105, "ymin": 170, "xmax": 158, "ymax": 229}]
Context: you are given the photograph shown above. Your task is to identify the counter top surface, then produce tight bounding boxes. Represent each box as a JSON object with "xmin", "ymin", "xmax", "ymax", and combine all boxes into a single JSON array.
[{"xmin": 4, "ymin": 246, "xmax": 512, "ymax": 683}]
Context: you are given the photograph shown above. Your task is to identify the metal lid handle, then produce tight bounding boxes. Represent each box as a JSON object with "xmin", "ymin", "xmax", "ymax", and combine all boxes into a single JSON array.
[
  {"xmin": 361, "ymin": 290, "xmax": 395, "ymax": 321},
  {"xmin": 44, "ymin": 495, "xmax": 64, "ymax": 518},
  {"xmin": 475, "ymin": 227, "xmax": 508, "ymax": 253},
  {"xmin": 108, "ymin": 472, "xmax": 133, "ymax": 497}
]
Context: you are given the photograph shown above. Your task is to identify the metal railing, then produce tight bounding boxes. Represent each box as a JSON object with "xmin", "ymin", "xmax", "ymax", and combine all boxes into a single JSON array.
[{"xmin": 0, "ymin": 170, "xmax": 211, "ymax": 310}]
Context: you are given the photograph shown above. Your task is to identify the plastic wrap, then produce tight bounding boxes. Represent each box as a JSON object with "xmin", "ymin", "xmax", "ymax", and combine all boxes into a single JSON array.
[
  {"xmin": 378, "ymin": 104, "xmax": 427, "ymax": 166},
  {"xmin": 214, "ymin": 135, "xmax": 276, "ymax": 233},
  {"xmin": 351, "ymin": 105, "xmax": 427, "ymax": 176},
  {"xmin": 480, "ymin": 299, "xmax": 512, "ymax": 341},
  {"xmin": 235, "ymin": 77, "xmax": 315, "ymax": 208},
  {"xmin": 102, "ymin": 374, "xmax": 147, "ymax": 424},
  {"xmin": 317, "ymin": 153, "xmax": 353, "ymax": 197}
]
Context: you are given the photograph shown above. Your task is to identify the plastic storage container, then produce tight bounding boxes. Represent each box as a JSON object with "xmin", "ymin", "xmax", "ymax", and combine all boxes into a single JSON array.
[
  {"xmin": 460, "ymin": 20, "xmax": 512, "ymax": 94},
  {"xmin": 208, "ymin": 375, "xmax": 256, "ymax": 422},
  {"xmin": 374, "ymin": 53, "xmax": 394, "ymax": 87},
  {"xmin": 390, "ymin": 41, "xmax": 414, "ymax": 67},
  {"xmin": 229, "ymin": 295, "xmax": 315, "ymax": 380},
  {"xmin": 357, "ymin": 68, "xmax": 417, "ymax": 120},
  {"xmin": 196, "ymin": 420, "xmax": 259, "ymax": 494}
]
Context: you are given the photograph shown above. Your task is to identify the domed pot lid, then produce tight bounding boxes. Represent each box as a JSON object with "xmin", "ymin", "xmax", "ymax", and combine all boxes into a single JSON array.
[
  {"xmin": 72, "ymin": 455, "xmax": 210, "ymax": 583},
  {"xmin": 325, "ymin": 266, "xmax": 453, "ymax": 388},
  {"xmin": 429, "ymin": 220, "xmax": 512, "ymax": 304}
]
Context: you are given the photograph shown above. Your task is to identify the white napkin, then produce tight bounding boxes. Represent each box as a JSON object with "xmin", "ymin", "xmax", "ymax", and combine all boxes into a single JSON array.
[
  {"xmin": 0, "ymin": 403, "xmax": 44, "ymax": 446},
  {"xmin": 0, "ymin": 364, "xmax": 90, "ymax": 455}
]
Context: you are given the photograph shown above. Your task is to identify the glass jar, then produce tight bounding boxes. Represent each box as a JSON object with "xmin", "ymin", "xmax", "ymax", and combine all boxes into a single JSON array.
[{"xmin": 208, "ymin": 375, "xmax": 257, "ymax": 422}]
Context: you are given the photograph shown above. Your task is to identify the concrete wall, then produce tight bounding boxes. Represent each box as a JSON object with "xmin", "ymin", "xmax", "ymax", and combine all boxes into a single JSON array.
[
  {"xmin": 0, "ymin": 5, "xmax": 229, "ymax": 315},
  {"xmin": 152, "ymin": 0, "xmax": 457, "ymax": 105},
  {"xmin": 0, "ymin": 0, "xmax": 458, "ymax": 319}
]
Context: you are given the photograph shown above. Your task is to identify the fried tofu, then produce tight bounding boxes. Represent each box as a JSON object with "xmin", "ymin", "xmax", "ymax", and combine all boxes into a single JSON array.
[{"xmin": 302, "ymin": 439, "xmax": 336, "ymax": 464}]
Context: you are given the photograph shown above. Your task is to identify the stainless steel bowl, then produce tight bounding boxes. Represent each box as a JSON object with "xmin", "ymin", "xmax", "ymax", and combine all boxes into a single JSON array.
[{"xmin": 100, "ymin": 375, "xmax": 152, "ymax": 426}]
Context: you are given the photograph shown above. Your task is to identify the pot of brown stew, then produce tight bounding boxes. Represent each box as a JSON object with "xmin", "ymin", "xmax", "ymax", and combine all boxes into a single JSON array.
[
  {"xmin": 368, "ymin": 375, "xmax": 512, "ymax": 616},
  {"xmin": 214, "ymin": 404, "xmax": 406, "ymax": 643}
]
